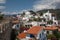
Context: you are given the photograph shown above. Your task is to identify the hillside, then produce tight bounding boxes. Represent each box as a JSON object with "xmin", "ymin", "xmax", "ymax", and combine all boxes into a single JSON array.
[{"xmin": 36, "ymin": 9, "xmax": 60, "ymax": 20}]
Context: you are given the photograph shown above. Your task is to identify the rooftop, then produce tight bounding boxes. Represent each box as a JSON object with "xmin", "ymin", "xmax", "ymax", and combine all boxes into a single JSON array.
[
  {"xmin": 17, "ymin": 26, "xmax": 43, "ymax": 39},
  {"xmin": 27, "ymin": 26, "xmax": 43, "ymax": 35},
  {"xmin": 17, "ymin": 32, "xmax": 26, "ymax": 39},
  {"xmin": 44, "ymin": 26, "xmax": 58, "ymax": 30}
]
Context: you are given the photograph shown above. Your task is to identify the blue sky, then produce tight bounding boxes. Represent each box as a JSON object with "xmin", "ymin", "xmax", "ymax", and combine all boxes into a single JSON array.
[
  {"xmin": 0, "ymin": 0, "xmax": 60, "ymax": 14},
  {"xmin": 5, "ymin": 0, "xmax": 37, "ymax": 12}
]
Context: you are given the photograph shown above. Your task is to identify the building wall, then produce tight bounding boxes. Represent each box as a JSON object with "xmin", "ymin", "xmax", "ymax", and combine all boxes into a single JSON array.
[
  {"xmin": 37, "ymin": 30, "xmax": 47, "ymax": 40},
  {"xmin": 0, "ymin": 21, "xmax": 12, "ymax": 40},
  {"xmin": 45, "ymin": 30, "xmax": 53, "ymax": 34}
]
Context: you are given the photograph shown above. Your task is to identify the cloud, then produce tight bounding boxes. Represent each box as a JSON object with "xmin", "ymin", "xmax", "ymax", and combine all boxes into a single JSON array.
[
  {"xmin": 1, "ymin": 11, "xmax": 10, "ymax": 14},
  {"xmin": 2, "ymin": 11, "xmax": 18, "ymax": 15},
  {"xmin": 0, "ymin": 0, "xmax": 6, "ymax": 3},
  {"xmin": 11, "ymin": 12, "xmax": 18, "ymax": 15},
  {"xmin": 18, "ymin": 9, "xmax": 29, "ymax": 14},
  {"xmin": 33, "ymin": 0, "xmax": 60, "ymax": 11},
  {"xmin": 0, "ymin": 0, "xmax": 6, "ymax": 10},
  {"xmin": 0, "ymin": 6, "xmax": 5, "ymax": 9}
]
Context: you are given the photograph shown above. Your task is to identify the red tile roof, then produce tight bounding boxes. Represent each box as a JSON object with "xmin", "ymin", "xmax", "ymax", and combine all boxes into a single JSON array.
[
  {"xmin": 44, "ymin": 26, "xmax": 57, "ymax": 30},
  {"xmin": 17, "ymin": 32, "xmax": 26, "ymax": 39},
  {"xmin": 27, "ymin": 26, "xmax": 43, "ymax": 35},
  {"xmin": 17, "ymin": 26, "xmax": 43, "ymax": 39}
]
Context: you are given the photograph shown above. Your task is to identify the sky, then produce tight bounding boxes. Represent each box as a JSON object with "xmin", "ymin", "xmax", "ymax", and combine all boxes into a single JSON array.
[
  {"xmin": 33, "ymin": 0, "xmax": 60, "ymax": 11},
  {"xmin": 5, "ymin": 0, "xmax": 36, "ymax": 12},
  {"xmin": 0, "ymin": 0, "xmax": 60, "ymax": 14}
]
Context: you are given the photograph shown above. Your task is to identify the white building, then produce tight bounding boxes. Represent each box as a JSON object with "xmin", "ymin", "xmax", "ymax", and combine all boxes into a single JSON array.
[
  {"xmin": 52, "ymin": 17, "xmax": 58, "ymax": 26},
  {"xmin": 24, "ymin": 21, "xmax": 47, "ymax": 28},
  {"xmin": 43, "ymin": 11, "xmax": 58, "ymax": 26},
  {"xmin": 21, "ymin": 10, "xmax": 58, "ymax": 26},
  {"xmin": 22, "ymin": 11, "xmax": 33, "ymax": 22},
  {"xmin": 43, "ymin": 11, "xmax": 52, "ymax": 21},
  {"xmin": 44, "ymin": 26, "xmax": 58, "ymax": 34}
]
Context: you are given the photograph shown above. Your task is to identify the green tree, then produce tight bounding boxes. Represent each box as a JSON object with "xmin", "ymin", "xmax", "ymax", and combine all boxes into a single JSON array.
[
  {"xmin": 29, "ymin": 10, "xmax": 36, "ymax": 15},
  {"xmin": 53, "ymin": 30, "xmax": 60, "ymax": 39},
  {"xmin": 47, "ymin": 34, "xmax": 56, "ymax": 39},
  {"xmin": 0, "ymin": 14, "xmax": 4, "ymax": 20}
]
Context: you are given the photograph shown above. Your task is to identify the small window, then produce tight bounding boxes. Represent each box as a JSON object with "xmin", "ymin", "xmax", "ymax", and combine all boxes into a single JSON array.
[
  {"xmin": 47, "ymin": 31, "xmax": 49, "ymax": 34},
  {"xmin": 42, "ymin": 32, "xmax": 44, "ymax": 35},
  {"xmin": 54, "ymin": 22, "xmax": 56, "ymax": 24},
  {"xmin": 25, "ymin": 25, "xmax": 27, "ymax": 27},
  {"xmin": 40, "ymin": 34, "xmax": 41, "ymax": 38},
  {"xmin": 45, "ymin": 15, "xmax": 47, "ymax": 16},
  {"xmin": 30, "ymin": 34, "xmax": 35, "ymax": 38},
  {"xmin": 40, "ymin": 24, "xmax": 46, "ymax": 26},
  {"xmin": 27, "ymin": 34, "xmax": 30, "ymax": 37},
  {"xmin": 16, "ymin": 24, "xmax": 19, "ymax": 27}
]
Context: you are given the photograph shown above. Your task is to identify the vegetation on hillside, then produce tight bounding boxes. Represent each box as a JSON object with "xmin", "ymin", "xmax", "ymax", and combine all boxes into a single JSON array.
[
  {"xmin": 36, "ymin": 9, "xmax": 60, "ymax": 20},
  {"xmin": 0, "ymin": 13, "xmax": 4, "ymax": 20}
]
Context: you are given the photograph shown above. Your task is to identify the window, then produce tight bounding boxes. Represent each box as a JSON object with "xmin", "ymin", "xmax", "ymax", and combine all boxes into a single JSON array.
[
  {"xmin": 43, "ymin": 38, "xmax": 45, "ymax": 40},
  {"xmin": 30, "ymin": 34, "xmax": 35, "ymax": 38},
  {"xmin": 27, "ymin": 34, "xmax": 30, "ymax": 37},
  {"xmin": 25, "ymin": 25, "xmax": 27, "ymax": 27},
  {"xmin": 40, "ymin": 24, "xmax": 46, "ymax": 26},
  {"xmin": 42, "ymin": 32, "xmax": 44, "ymax": 35},
  {"xmin": 40, "ymin": 34, "xmax": 41, "ymax": 38},
  {"xmin": 15, "ymin": 24, "xmax": 20, "ymax": 30},
  {"xmin": 45, "ymin": 15, "xmax": 47, "ymax": 16},
  {"xmin": 47, "ymin": 31, "xmax": 49, "ymax": 34},
  {"xmin": 54, "ymin": 22, "xmax": 56, "ymax": 24},
  {"xmin": 16, "ymin": 24, "xmax": 19, "ymax": 27}
]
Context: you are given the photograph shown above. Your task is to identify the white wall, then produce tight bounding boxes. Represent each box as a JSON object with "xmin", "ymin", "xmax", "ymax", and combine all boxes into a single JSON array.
[{"xmin": 36, "ymin": 30, "xmax": 47, "ymax": 40}]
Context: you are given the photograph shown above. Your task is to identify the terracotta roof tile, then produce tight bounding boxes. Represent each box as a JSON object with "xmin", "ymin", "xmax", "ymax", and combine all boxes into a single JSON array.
[
  {"xmin": 44, "ymin": 26, "xmax": 57, "ymax": 30},
  {"xmin": 17, "ymin": 32, "xmax": 26, "ymax": 39},
  {"xmin": 27, "ymin": 26, "xmax": 43, "ymax": 35}
]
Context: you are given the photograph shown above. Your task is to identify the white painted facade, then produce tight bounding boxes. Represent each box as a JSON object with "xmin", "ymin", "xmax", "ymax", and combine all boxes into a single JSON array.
[
  {"xmin": 24, "ymin": 21, "xmax": 46, "ymax": 27},
  {"xmin": 22, "ymin": 11, "xmax": 58, "ymax": 26},
  {"xmin": 43, "ymin": 11, "xmax": 52, "ymax": 21},
  {"xmin": 52, "ymin": 17, "xmax": 58, "ymax": 26},
  {"xmin": 43, "ymin": 11, "xmax": 58, "ymax": 26}
]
